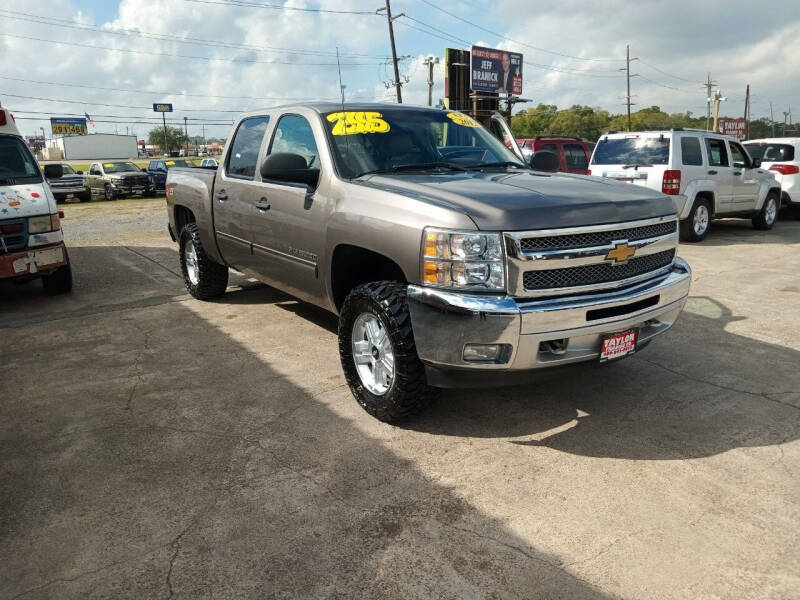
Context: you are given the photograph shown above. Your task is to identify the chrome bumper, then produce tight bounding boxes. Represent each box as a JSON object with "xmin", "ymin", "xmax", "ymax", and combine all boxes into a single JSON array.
[{"xmin": 407, "ymin": 257, "xmax": 691, "ymax": 373}]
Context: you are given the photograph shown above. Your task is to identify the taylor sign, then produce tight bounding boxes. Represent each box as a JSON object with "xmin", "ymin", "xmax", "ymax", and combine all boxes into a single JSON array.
[{"xmin": 721, "ymin": 119, "xmax": 746, "ymax": 140}]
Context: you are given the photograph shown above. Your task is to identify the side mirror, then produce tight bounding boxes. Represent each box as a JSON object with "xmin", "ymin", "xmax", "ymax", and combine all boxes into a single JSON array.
[
  {"xmin": 43, "ymin": 164, "xmax": 64, "ymax": 179},
  {"xmin": 752, "ymin": 158, "xmax": 761, "ymax": 168},
  {"xmin": 530, "ymin": 151, "xmax": 560, "ymax": 173},
  {"xmin": 141, "ymin": 168, "xmax": 147, "ymax": 172},
  {"xmin": 76, "ymin": 170, "xmax": 84, "ymax": 175},
  {"xmin": 260, "ymin": 152, "xmax": 319, "ymax": 188}
]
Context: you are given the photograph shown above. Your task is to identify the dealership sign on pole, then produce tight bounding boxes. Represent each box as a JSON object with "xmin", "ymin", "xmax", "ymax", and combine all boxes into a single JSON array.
[
  {"xmin": 50, "ymin": 117, "xmax": 87, "ymax": 136},
  {"xmin": 153, "ymin": 103, "xmax": 174, "ymax": 154},
  {"xmin": 470, "ymin": 46, "xmax": 523, "ymax": 95},
  {"xmin": 721, "ymin": 118, "xmax": 747, "ymax": 140}
]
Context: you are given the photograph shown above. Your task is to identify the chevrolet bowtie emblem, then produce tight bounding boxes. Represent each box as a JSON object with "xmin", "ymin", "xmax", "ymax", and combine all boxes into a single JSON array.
[{"xmin": 606, "ymin": 242, "xmax": 636, "ymax": 264}]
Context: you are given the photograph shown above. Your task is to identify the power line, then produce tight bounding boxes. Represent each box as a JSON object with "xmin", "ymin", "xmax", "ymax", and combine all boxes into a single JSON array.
[
  {"xmin": 11, "ymin": 109, "xmax": 236, "ymax": 122},
  {"xmin": 0, "ymin": 92, "xmax": 245, "ymax": 112},
  {"xmin": 637, "ymin": 58, "xmax": 703, "ymax": 84},
  {"xmin": 14, "ymin": 116, "xmax": 234, "ymax": 126},
  {"xmin": 416, "ymin": 0, "xmax": 624, "ymax": 63},
  {"xmin": 0, "ymin": 75, "xmax": 354, "ymax": 102},
  {"xmin": 0, "ymin": 9, "xmax": 388, "ymax": 59},
  {"xmin": 179, "ymin": 0, "xmax": 381, "ymax": 15},
  {"xmin": 0, "ymin": 32, "xmax": 379, "ymax": 67}
]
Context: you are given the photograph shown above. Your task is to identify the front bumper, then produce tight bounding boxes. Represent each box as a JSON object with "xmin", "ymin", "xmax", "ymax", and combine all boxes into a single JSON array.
[
  {"xmin": 51, "ymin": 185, "xmax": 88, "ymax": 196},
  {"xmin": 0, "ymin": 242, "xmax": 68, "ymax": 280},
  {"xmin": 407, "ymin": 257, "xmax": 691, "ymax": 385}
]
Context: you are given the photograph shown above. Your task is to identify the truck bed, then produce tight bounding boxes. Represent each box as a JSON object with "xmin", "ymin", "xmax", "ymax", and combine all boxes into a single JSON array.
[{"xmin": 165, "ymin": 166, "xmax": 224, "ymax": 263}]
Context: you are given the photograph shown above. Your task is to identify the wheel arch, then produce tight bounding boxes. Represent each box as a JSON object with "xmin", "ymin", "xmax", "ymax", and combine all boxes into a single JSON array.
[{"xmin": 329, "ymin": 244, "xmax": 408, "ymax": 312}]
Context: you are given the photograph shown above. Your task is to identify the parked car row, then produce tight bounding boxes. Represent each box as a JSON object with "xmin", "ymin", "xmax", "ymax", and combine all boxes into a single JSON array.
[{"xmin": 518, "ymin": 129, "xmax": 792, "ymax": 242}]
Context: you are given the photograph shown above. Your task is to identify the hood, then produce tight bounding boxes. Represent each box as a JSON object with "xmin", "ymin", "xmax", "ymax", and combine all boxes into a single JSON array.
[
  {"xmin": 0, "ymin": 183, "xmax": 53, "ymax": 218},
  {"xmin": 354, "ymin": 170, "xmax": 676, "ymax": 231}
]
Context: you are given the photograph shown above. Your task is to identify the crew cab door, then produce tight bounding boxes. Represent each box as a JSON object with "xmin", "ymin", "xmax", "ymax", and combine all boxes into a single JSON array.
[
  {"xmin": 489, "ymin": 112, "xmax": 525, "ymax": 162},
  {"xmin": 213, "ymin": 115, "xmax": 271, "ymax": 271},
  {"xmin": 704, "ymin": 137, "xmax": 734, "ymax": 213},
  {"xmin": 728, "ymin": 140, "xmax": 760, "ymax": 211},
  {"xmin": 86, "ymin": 163, "xmax": 103, "ymax": 193},
  {"xmin": 247, "ymin": 112, "xmax": 327, "ymax": 304}
]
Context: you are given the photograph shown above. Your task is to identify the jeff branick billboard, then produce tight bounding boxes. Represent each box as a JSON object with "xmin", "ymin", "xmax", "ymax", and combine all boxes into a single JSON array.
[{"xmin": 470, "ymin": 46, "xmax": 523, "ymax": 95}]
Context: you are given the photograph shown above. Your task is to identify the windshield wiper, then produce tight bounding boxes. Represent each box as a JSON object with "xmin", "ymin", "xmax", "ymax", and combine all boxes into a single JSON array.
[
  {"xmin": 353, "ymin": 162, "xmax": 467, "ymax": 178},
  {"xmin": 464, "ymin": 161, "xmax": 526, "ymax": 170},
  {"xmin": 622, "ymin": 163, "xmax": 650, "ymax": 169}
]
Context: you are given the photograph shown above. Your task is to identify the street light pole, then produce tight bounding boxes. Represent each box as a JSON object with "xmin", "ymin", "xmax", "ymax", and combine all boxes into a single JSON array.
[{"xmin": 424, "ymin": 56, "xmax": 439, "ymax": 106}]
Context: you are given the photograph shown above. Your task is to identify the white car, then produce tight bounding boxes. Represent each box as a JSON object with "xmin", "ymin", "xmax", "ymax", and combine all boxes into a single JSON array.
[
  {"xmin": 200, "ymin": 158, "xmax": 218, "ymax": 168},
  {"xmin": 744, "ymin": 138, "xmax": 800, "ymax": 219},
  {"xmin": 590, "ymin": 129, "xmax": 781, "ymax": 241}
]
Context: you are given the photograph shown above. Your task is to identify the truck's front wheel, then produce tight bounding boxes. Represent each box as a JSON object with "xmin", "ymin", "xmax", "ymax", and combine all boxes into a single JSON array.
[
  {"xmin": 339, "ymin": 281, "xmax": 438, "ymax": 423},
  {"xmin": 179, "ymin": 223, "xmax": 228, "ymax": 300}
]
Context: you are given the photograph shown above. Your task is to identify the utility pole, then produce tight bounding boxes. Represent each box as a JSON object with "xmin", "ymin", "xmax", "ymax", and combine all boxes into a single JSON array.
[
  {"xmin": 184, "ymin": 116, "xmax": 189, "ymax": 156},
  {"xmin": 619, "ymin": 45, "xmax": 638, "ymax": 131},
  {"xmin": 712, "ymin": 89, "xmax": 726, "ymax": 133},
  {"xmin": 703, "ymin": 73, "xmax": 718, "ymax": 131},
  {"xmin": 743, "ymin": 84, "xmax": 749, "ymax": 140},
  {"xmin": 202, "ymin": 124, "xmax": 206, "ymax": 149},
  {"xmin": 424, "ymin": 55, "xmax": 439, "ymax": 106},
  {"xmin": 783, "ymin": 110, "xmax": 789, "ymax": 136},
  {"xmin": 381, "ymin": 0, "xmax": 403, "ymax": 103},
  {"xmin": 162, "ymin": 112, "xmax": 168, "ymax": 155},
  {"xmin": 770, "ymin": 101, "xmax": 775, "ymax": 137}
]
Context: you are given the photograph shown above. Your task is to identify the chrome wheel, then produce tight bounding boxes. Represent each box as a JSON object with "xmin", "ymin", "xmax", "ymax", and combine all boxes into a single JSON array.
[
  {"xmin": 351, "ymin": 312, "xmax": 395, "ymax": 395},
  {"xmin": 183, "ymin": 237, "xmax": 199, "ymax": 285},
  {"xmin": 765, "ymin": 198, "xmax": 777, "ymax": 225},
  {"xmin": 693, "ymin": 204, "xmax": 709, "ymax": 236}
]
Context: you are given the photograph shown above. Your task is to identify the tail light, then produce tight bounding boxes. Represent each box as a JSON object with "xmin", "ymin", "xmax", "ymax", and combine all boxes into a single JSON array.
[
  {"xmin": 0, "ymin": 110, "xmax": 6, "ymax": 126},
  {"xmin": 769, "ymin": 164, "xmax": 800, "ymax": 175},
  {"xmin": 662, "ymin": 170, "xmax": 681, "ymax": 195}
]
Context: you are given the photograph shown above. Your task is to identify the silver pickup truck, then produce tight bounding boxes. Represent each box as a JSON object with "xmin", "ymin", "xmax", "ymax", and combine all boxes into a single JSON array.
[{"xmin": 166, "ymin": 103, "xmax": 691, "ymax": 422}]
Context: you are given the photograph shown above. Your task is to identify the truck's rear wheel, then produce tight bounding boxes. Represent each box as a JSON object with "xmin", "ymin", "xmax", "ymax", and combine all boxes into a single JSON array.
[
  {"xmin": 338, "ymin": 281, "xmax": 438, "ymax": 423},
  {"xmin": 179, "ymin": 223, "xmax": 228, "ymax": 300},
  {"xmin": 679, "ymin": 198, "xmax": 711, "ymax": 242},
  {"xmin": 753, "ymin": 192, "xmax": 779, "ymax": 230}
]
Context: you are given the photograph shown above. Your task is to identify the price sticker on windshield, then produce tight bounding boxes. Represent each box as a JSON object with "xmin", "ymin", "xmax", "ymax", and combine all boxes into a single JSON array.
[
  {"xmin": 446, "ymin": 112, "xmax": 481, "ymax": 127},
  {"xmin": 326, "ymin": 111, "xmax": 390, "ymax": 135},
  {"xmin": 165, "ymin": 161, "xmax": 175, "ymax": 166},
  {"xmin": 103, "ymin": 163, "xmax": 115, "ymax": 168}
]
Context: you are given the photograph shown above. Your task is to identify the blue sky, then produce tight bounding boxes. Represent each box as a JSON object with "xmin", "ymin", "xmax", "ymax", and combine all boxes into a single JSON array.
[{"xmin": 3, "ymin": 0, "xmax": 799, "ymax": 139}]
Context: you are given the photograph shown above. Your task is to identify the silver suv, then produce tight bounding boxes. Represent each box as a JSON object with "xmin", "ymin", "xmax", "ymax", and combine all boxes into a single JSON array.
[{"xmin": 590, "ymin": 129, "xmax": 781, "ymax": 241}]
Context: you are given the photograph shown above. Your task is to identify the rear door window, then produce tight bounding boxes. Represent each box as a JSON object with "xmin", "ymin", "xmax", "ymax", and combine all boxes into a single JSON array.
[
  {"xmin": 705, "ymin": 139, "xmax": 729, "ymax": 167},
  {"xmin": 536, "ymin": 143, "xmax": 558, "ymax": 154},
  {"xmin": 680, "ymin": 137, "xmax": 703, "ymax": 166},
  {"xmin": 591, "ymin": 137, "xmax": 670, "ymax": 166},
  {"xmin": 564, "ymin": 143, "xmax": 588, "ymax": 170},
  {"xmin": 226, "ymin": 116, "xmax": 270, "ymax": 179},
  {"xmin": 744, "ymin": 143, "xmax": 795, "ymax": 162}
]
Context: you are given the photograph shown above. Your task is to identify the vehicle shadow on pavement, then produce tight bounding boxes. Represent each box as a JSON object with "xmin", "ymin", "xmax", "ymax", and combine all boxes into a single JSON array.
[
  {"xmin": 693, "ymin": 216, "xmax": 799, "ymax": 246},
  {"xmin": 404, "ymin": 296, "xmax": 800, "ymax": 461},
  {"xmin": 0, "ymin": 245, "xmax": 613, "ymax": 599}
]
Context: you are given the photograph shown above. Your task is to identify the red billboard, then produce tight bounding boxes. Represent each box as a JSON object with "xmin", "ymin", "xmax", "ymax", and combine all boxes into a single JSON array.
[{"xmin": 721, "ymin": 119, "xmax": 746, "ymax": 140}]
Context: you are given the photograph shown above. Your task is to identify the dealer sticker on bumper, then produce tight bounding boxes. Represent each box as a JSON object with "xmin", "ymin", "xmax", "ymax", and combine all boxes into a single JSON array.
[
  {"xmin": 600, "ymin": 329, "xmax": 638, "ymax": 362},
  {"xmin": 12, "ymin": 247, "xmax": 65, "ymax": 274}
]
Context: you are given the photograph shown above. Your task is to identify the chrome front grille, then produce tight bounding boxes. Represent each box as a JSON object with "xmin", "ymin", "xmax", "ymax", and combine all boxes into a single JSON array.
[
  {"xmin": 523, "ymin": 249, "xmax": 675, "ymax": 290},
  {"xmin": 0, "ymin": 218, "xmax": 27, "ymax": 254},
  {"xmin": 519, "ymin": 220, "xmax": 676, "ymax": 252},
  {"xmin": 505, "ymin": 215, "xmax": 679, "ymax": 297}
]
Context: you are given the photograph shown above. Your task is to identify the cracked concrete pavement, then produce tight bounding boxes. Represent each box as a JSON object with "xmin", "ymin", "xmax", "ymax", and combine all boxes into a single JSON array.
[{"xmin": 1, "ymin": 197, "xmax": 799, "ymax": 598}]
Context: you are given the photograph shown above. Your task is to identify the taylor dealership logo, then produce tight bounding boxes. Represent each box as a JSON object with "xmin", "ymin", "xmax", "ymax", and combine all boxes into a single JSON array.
[{"xmin": 606, "ymin": 241, "xmax": 637, "ymax": 264}]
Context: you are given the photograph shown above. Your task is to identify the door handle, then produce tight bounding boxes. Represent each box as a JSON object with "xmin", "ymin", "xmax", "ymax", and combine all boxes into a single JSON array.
[
  {"xmin": 707, "ymin": 170, "xmax": 718, "ymax": 175},
  {"xmin": 733, "ymin": 171, "xmax": 742, "ymax": 176},
  {"xmin": 256, "ymin": 197, "xmax": 271, "ymax": 212},
  {"xmin": 215, "ymin": 189, "xmax": 228, "ymax": 201}
]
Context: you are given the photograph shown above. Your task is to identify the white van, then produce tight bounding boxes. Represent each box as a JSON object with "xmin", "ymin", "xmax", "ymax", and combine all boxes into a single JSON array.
[
  {"xmin": 590, "ymin": 129, "xmax": 781, "ymax": 241},
  {"xmin": 0, "ymin": 104, "xmax": 72, "ymax": 293}
]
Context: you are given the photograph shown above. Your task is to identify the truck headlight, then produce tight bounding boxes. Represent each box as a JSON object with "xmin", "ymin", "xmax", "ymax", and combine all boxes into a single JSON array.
[
  {"xmin": 422, "ymin": 228, "xmax": 505, "ymax": 291},
  {"xmin": 28, "ymin": 214, "xmax": 60, "ymax": 234}
]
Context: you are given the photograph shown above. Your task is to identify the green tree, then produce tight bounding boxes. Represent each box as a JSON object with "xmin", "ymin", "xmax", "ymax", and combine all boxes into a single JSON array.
[{"xmin": 148, "ymin": 126, "xmax": 187, "ymax": 154}]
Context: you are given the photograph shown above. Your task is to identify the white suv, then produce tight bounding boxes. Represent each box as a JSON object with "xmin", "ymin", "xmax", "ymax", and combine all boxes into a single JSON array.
[
  {"xmin": 744, "ymin": 138, "xmax": 800, "ymax": 220},
  {"xmin": 590, "ymin": 129, "xmax": 781, "ymax": 241}
]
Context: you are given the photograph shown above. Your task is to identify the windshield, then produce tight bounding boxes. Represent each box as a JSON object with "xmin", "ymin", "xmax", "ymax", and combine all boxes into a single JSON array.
[
  {"xmin": 164, "ymin": 159, "xmax": 191, "ymax": 168},
  {"xmin": 0, "ymin": 135, "xmax": 43, "ymax": 184},
  {"xmin": 591, "ymin": 137, "xmax": 670, "ymax": 166},
  {"xmin": 104, "ymin": 162, "xmax": 140, "ymax": 173},
  {"xmin": 743, "ymin": 143, "xmax": 795, "ymax": 162},
  {"xmin": 322, "ymin": 108, "xmax": 525, "ymax": 178},
  {"xmin": 61, "ymin": 164, "xmax": 75, "ymax": 174}
]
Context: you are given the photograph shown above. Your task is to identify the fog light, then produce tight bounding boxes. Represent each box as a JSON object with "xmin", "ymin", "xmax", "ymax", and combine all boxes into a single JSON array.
[{"xmin": 463, "ymin": 343, "xmax": 509, "ymax": 362}]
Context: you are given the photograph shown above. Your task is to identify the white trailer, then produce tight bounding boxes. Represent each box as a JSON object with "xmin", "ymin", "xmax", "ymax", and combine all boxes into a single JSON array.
[{"xmin": 54, "ymin": 134, "xmax": 138, "ymax": 160}]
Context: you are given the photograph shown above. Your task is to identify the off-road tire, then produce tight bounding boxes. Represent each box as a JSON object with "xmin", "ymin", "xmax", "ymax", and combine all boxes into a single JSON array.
[
  {"xmin": 752, "ymin": 191, "xmax": 779, "ymax": 230},
  {"xmin": 42, "ymin": 263, "xmax": 73, "ymax": 294},
  {"xmin": 179, "ymin": 222, "xmax": 228, "ymax": 300},
  {"xmin": 339, "ymin": 281, "xmax": 438, "ymax": 423},
  {"xmin": 79, "ymin": 190, "xmax": 92, "ymax": 203},
  {"xmin": 103, "ymin": 185, "xmax": 116, "ymax": 201},
  {"xmin": 679, "ymin": 197, "xmax": 712, "ymax": 242}
]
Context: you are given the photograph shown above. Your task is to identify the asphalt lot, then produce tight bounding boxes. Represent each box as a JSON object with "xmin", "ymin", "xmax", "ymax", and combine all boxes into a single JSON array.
[{"xmin": 2, "ymin": 197, "xmax": 799, "ymax": 599}]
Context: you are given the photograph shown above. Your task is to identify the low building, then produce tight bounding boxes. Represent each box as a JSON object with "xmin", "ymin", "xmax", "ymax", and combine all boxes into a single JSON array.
[{"xmin": 52, "ymin": 133, "xmax": 138, "ymax": 160}]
